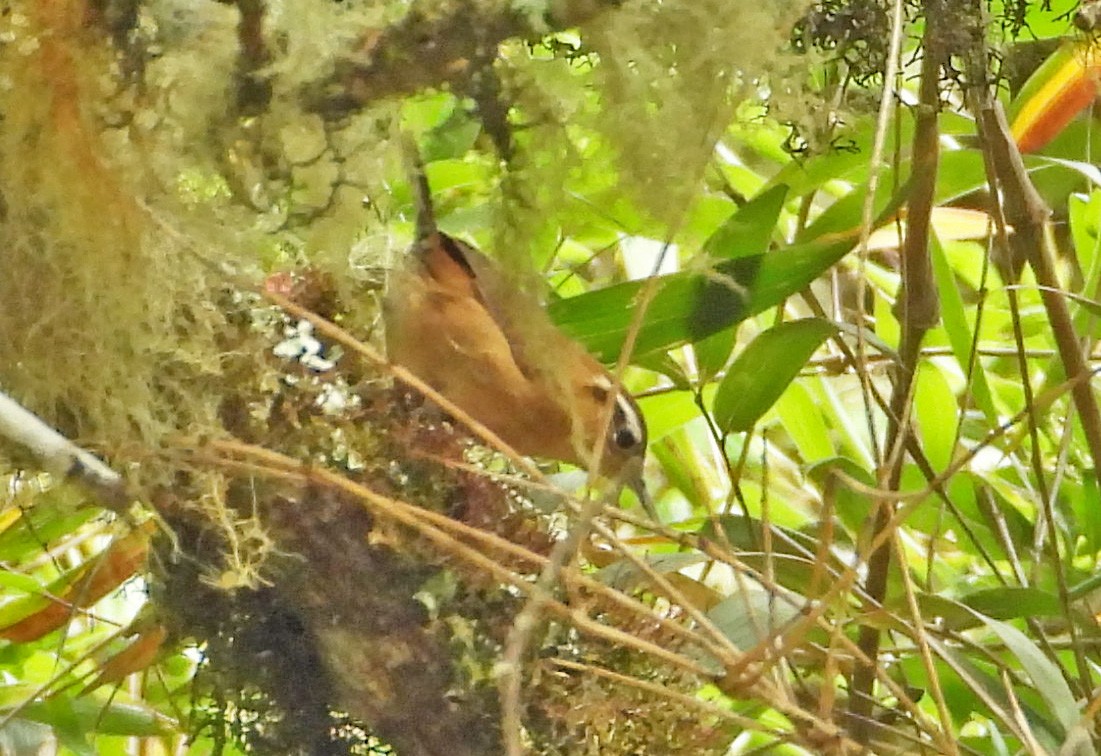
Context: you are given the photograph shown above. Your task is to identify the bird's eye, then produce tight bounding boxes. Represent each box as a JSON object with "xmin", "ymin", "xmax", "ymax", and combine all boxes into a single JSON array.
[
  {"xmin": 589, "ymin": 382, "xmax": 610, "ymax": 403},
  {"xmin": 614, "ymin": 427, "xmax": 639, "ymax": 450}
]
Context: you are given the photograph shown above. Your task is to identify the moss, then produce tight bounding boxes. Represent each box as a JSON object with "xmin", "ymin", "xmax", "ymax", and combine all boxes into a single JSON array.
[
  {"xmin": 0, "ymin": 3, "xmax": 752, "ymax": 752},
  {"xmin": 581, "ymin": 0, "xmax": 815, "ymax": 223},
  {"xmin": 0, "ymin": 0, "xmax": 233, "ymax": 454}
]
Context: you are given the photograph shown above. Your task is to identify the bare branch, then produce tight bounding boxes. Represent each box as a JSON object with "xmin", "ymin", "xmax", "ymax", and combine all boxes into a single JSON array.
[{"xmin": 0, "ymin": 389, "xmax": 127, "ymax": 510}]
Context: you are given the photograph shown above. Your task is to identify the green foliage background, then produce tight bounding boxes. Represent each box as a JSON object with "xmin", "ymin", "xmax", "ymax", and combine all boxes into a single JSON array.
[{"xmin": 4, "ymin": 0, "xmax": 1101, "ymax": 753}]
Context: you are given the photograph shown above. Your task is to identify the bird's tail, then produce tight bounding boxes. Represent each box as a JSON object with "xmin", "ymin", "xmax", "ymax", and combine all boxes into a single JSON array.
[{"xmin": 400, "ymin": 133, "xmax": 437, "ymax": 243}]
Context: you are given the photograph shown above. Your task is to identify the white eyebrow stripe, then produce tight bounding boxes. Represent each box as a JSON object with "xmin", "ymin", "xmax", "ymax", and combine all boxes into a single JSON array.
[
  {"xmin": 587, "ymin": 374, "xmax": 646, "ymax": 447},
  {"xmin": 614, "ymin": 392, "xmax": 645, "ymax": 445}
]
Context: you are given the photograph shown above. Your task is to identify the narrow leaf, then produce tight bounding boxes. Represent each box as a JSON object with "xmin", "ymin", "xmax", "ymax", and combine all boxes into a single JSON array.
[
  {"xmin": 961, "ymin": 587, "xmax": 1062, "ymax": 621},
  {"xmin": 703, "ymin": 184, "xmax": 787, "ymax": 260},
  {"xmin": 914, "ymin": 362, "xmax": 957, "ymax": 472},
  {"xmin": 713, "ymin": 318, "xmax": 837, "ymax": 434},
  {"xmin": 20, "ymin": 696, "xmax": 174, "ymax": 737},
  {"xmin": 1010, "ymin": 40, "xmax": 1101, "ymax": 153},
  {"xmin": 551, "ymin": 182, "xmax": 908, "ymax": 363},
  {"xmin": 969, "ymin": 609, "xmax": 1080, "ymax": 737},
  {"xmin": 774, "ymin": 380, "xmax": 836, "ymax": 461},
  {"xmin": 929, "ymin": 233, "xmax": 998, "ymax": 423},
  {"xmin": 549, "ymin": 234, "xmax": 855, "ymax": 362},
  {"xmin": 692, "ymin": 188, "xmax": 788, "ymax": 378},
  {"xmin": 596, "ymin": 553, "xmax": 707, "ymax": 591},
  {"xmin": 706, "ymin": 584, "xmax": 805, "ymax": 651},
  {"xmin": 930, "ymin": 638, "xmax": 1064, "ymax": 750}
]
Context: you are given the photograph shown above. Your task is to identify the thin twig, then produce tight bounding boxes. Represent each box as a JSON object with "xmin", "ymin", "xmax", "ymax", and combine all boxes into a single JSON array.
[
  {"xmin": 974, "ymin": 101, "xmax": 1098, "ymax": 693},
  {"xmin": 498, "ymin": 267, "xmax": 662, "ymax": 755},
  {"xmin": 851, "ymin": 0, "xmax": 943, "ymax": 729},
  {"xmin": 853, "ymin": 0, "xmax": 908, "ymax": 468},
  {"xmin": 198, "ymin": 438, "xmax": 717, "ymax": 675},
  {"xmin": 193, "ymin": 437, "xmax": 876, "ymax": 748},
  {"xmin": 891, "ymin": 535, "xmax": 959, "ymax": 756},
  {"xmin": 0, "ymin": 389, "xmax": 128, "ymax": 511}
]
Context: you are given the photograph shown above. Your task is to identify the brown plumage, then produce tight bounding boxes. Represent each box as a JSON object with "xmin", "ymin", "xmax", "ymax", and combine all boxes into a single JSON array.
[{"xmin": 385, "ymin": 142, "xmax": 651, "ymax": 516}]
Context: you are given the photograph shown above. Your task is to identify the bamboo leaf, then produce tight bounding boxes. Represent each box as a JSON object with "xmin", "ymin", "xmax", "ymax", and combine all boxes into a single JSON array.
[
  {"xmin": 713, "ymin": 318, "xmax": 837, "ymax": 434},
  {"xmin": 969, "ymin": 609, "xmax": 1080, "ymax": 738}
]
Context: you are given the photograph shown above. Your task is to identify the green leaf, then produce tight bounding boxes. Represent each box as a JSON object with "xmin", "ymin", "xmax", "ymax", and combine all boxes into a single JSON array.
[
  {"xmin": 706, "ymin": 584, "xmax": 806, "ymax": 651},
  {"xmin": 1070, "ymin": 473, "xmax": 1101, "ymax": 554},
  {"xmin": 704, "ymin": 514, "xmax": 822, "ymax": 555},
  {"xmin": 1069, "ymin": 191, "xmax": 1101, "ymax": 298},
  {"xmin": 0, "ymin": 570, "xmax": 49, "ymax": 594},
  {"xmin": 649, "ymin": 432, "xmax": 714, "ymax": 512},
  {"xmin": 925, "ymin": 639, "xmax": 1065, "ymax": 751},
  {"xmin": 806, "ymin": 378, "xmax": 875, "ymax": 470},
  {"xmin": 917, "ymin": 594, "xmax": 986, "ymax": 632},
  {"xmin": 401, "ymin": 93, "xmax": 458, "ymax": 133},
  {"xmin": 774, "ymin": 379, "xmax": 835, "ymax": 462},
  {"xmin": 548, "ymin": 254, "xmax": 750, "ymax": 360},
  {"xmin": 636, "ymin": 391, "xmax": 699, "ymax": 442},
  {"xmin": 960, "ymin": 587, "xmax": 1063, "ymax": 621},
  {"xmin": 20, "ymin": 696, "xmax": 174, "ymax": 737},
  {"xmin": 968, "ymin": 609, "xmax": 1080, "ymax": 738},
  {"xmin": 930, "ymin": 232, "xmax": 998, "ymax": 424},
  {"xmin": 424, "ymin": 112, "xmax": 482, "ymax": 160},
  {"xmin": 0, "ymin": 495, "xmax": 99, "ymax": 564},
  {"xmin": 713, "ymin": 318, "xmax": 837, "ymax": 434},
  {"xmin": 914, "ymin": 362, "xmax": 957, "ymax": 472},
  {"xmin": 693, "ymin": 327, "xmax": 738, "ymax": 383},
  {"xmin": 936, "ymin": 151, "xmax": 1000, "ymax": 204},
  {"xmin": 549, "ymin": 234, "xmax": 854, "ymax": 362},
  {"xmin": 550, "ymin": 179, "xmax": 910, "ymax": 363},
  {"xmin": 796, "ymin": 180, "xmax": 893, "ymax": 243},
  {"xmin": 596, "ymin": 553, "xmax": 707, "ymax": 591},
  {"xmin": 703, "ymin": 184, "xmax": 787, "ymax": 260},
  {"xmin": 691, "ymin": 185, "xmax": 789, "ymax": 380},
  {"xmin": 699, "ymin": 514, "xmax": 852, "ymax": 593},
  {"xmin": 790, "ymin": 150, "xmax": 989, "ymax": 242},
  {"xmin": 805, "ymin": 457, "xmax": 876, "ymax": 537}
]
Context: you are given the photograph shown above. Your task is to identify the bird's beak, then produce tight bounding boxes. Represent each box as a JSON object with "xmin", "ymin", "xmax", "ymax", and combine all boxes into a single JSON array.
[{"xmin": 627, "ymin": 472, "xmax": 659, "ymax": 522}]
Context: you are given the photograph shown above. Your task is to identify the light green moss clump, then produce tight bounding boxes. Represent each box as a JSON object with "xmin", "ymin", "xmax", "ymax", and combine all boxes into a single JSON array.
[
  {"xmin": 0, "ymin": 3, "xmax": 231, "ymax": 453},
  {"xmin": 584, "ymin": 0, "xmax": 816, "ymax": 223}
]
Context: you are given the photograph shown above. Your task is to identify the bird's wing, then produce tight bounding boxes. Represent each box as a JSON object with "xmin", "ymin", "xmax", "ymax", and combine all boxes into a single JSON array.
[{"xmin": 402, "ymin": 134, "xmax": 560, "ymax": 384}]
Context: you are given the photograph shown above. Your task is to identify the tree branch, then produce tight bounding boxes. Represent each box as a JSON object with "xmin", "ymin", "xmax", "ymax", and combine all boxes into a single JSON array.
[
  {"xmin": 301, "ymin": 0, "xmax": 620, "ymax": 116},
  {"xmin": 978, "ymin": 102, "xmax": 1101, "ymax": 490},
  {"xmin": 850, "ymin": 0, "xmax": 943, "ymax": 736},
  {"xmin": 0, "ymin": 389, "xmax": 128, "ymax": 511}
]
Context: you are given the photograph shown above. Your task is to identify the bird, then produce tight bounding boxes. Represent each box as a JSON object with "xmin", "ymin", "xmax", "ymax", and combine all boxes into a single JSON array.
[{"xmin": 384, "ymin": 140, "xmax": 654, "ymax": 519}]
